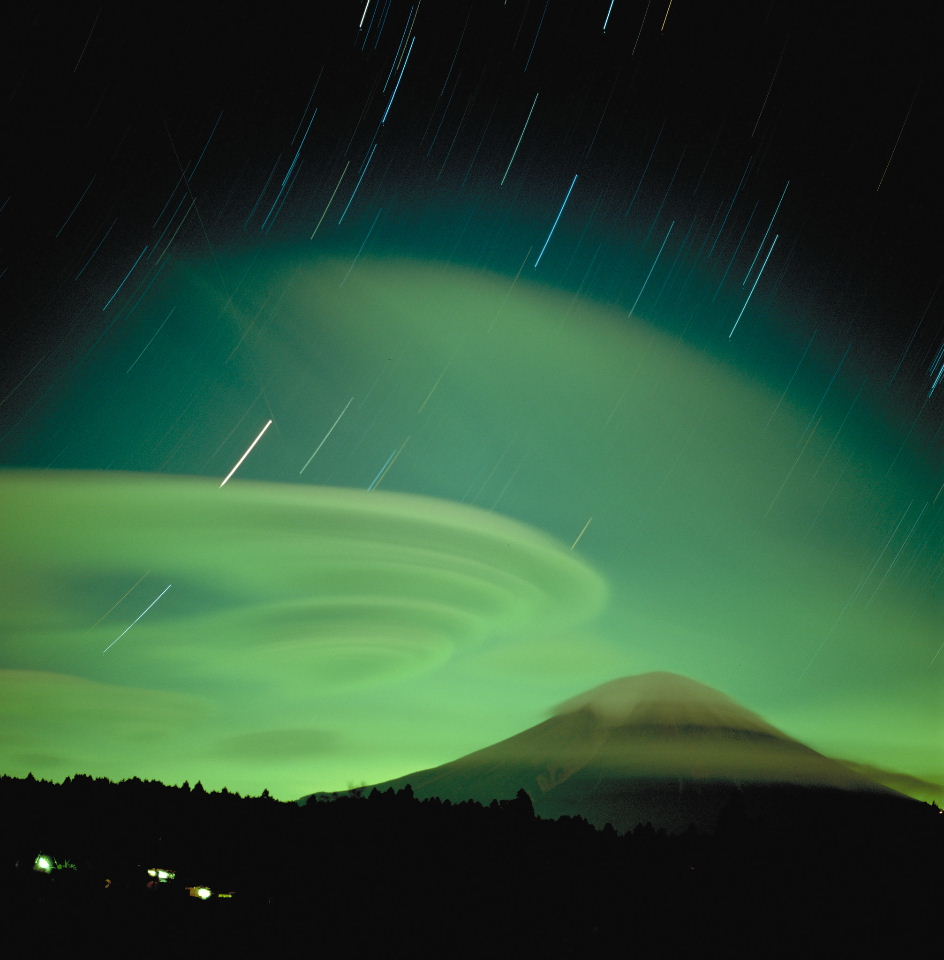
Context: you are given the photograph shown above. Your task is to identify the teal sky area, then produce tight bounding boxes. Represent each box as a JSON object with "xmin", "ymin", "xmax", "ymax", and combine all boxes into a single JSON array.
[{"xmin": 2, "ymin": 245, "xmax": 940, "ymax": 803}]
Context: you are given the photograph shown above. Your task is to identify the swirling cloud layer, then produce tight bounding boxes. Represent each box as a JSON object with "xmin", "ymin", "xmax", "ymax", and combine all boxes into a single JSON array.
[{"xmin": 0, "ymin": 469, "xmax": 605, "ymax": 791}]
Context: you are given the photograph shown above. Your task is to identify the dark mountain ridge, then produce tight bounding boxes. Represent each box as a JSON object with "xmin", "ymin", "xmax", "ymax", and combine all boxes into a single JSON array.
[
  {"xmin": 2, "ymin": 761, "xmax": 940, "ymax": 956},
  {"xmin": 302, "ymin": 672, "xmax": 912, "ymax": 833}
]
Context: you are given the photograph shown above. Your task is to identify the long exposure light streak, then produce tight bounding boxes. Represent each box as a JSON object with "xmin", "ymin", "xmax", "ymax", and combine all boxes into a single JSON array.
[
  {"xmin": 311, "ymin": 162, "xmax": 350, "ymax": 238},
  {"xmin": 126, "ymin": 308, "xmax": 176, "ymax": 374},
  {"xmin": 300, "ymin": 398, "xmax": 355, "ymax": 475},
  {"xmin": 102, "ymin": 584, "xmax": 173, "ymax": 653},
  {"xmin": 603, "ymin": 0, "xmax": 616, "ymax": 32},
  {"xmin": 338, "ymin": 144, "xmax": 378, "ymax": 224},
  {"xmin": 368, "ymin": 437, "xmax": 410, "ymax": 490},
  {"xmin": 571, "ymin": 516, "xmax": 592, "ymax": 550},
  {"xmin": 220, "ymin": 420, "xmax": 273, "ymax": 487},
  {"xmin": 534, "ymin": 173, "xmax": 578, "ymax": 268},
  {"xmin": 729, "ymin": 234, "xmax": 778, "ymax": 338},
  {"xmin": 743, "ymin": 180, "xmax": 789, "ymax": 286},
  {"xmin": 261, "ymin": 108, "xmax": 319, "ymax": 232},
  {"xmin": 628, "ymin": 220, "xmax": 675, "ymax": 316},
  {"xmin": 501, "ymin": 92, "xmax": 539, "ymax": 186},
  {"xmin": 381, "ymin": 36, "xmax": 416, "ymax": 124},
  {"xmin": 102, "ymin": 245, "xmax": 149, "ymax": 311}
]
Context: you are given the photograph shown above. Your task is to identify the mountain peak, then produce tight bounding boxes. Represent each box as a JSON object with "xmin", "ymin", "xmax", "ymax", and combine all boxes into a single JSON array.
[
  {"xmin": 303, "ymin": 671, "xmax": 907, "ymax": 832},
  {"xmin": 551, "ymin": 672, "xmax": 785, "ymax": 738}
]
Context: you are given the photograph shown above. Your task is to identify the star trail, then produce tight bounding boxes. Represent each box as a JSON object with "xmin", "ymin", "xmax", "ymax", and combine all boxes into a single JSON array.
[{"xmin": 0, "ymin": 3, "xmax": 940, "ymax": 803}]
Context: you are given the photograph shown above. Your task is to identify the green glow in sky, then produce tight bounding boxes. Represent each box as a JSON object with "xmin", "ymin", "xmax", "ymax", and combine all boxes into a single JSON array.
[
  {"xmin": 1, "ymin": 254, "xmax": 940, "ymax": 801},
  {"xmin": 1, "ymin": 471, "xmax": 603, "ymax": 793}
]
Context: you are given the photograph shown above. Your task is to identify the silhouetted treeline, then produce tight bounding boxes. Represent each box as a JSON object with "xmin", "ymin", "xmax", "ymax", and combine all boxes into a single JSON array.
[{"xmin": 1, "ymin": 772, "xmax": 941, "ymax": 956}]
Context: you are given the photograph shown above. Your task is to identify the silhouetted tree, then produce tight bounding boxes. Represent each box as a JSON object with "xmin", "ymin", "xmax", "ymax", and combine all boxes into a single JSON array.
[
  {"xmin": 514, "ymin": 788, "xmax": 534, "ymax": 818},
  {"xmin": 1, "ymin": 771, "xmax": 940, "ymax": 956}
]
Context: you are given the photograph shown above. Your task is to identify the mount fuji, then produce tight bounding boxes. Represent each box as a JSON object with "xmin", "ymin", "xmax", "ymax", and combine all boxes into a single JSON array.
[{"xmin": 301, "ymin": 672, "xmax": 913, "ymax": 832}]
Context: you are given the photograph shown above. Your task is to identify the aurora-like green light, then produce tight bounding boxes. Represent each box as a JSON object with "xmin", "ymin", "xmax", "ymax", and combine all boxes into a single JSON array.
[
  {"xmin": 0, "ymin": 253, "xmax": 940, "ymax": 802},
  {"xmin": 0, "ymin": 469, "xmax": 604, "ymax": 795}
]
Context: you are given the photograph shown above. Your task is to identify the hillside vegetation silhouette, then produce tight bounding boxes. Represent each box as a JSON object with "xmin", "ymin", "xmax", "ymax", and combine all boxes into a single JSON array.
[{"xmin": 2, "ymin": 771, "xmax": 940, "ymax": 955}]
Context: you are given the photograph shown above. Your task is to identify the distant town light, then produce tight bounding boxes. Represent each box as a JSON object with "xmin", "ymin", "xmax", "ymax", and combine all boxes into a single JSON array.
[
  {"xmin": 196, "ymin": 887, "xmax": 212, "ymax": 900},
  {"xmin": 34, "ymin": 855, "xmax": 53, "ymax": 873}
]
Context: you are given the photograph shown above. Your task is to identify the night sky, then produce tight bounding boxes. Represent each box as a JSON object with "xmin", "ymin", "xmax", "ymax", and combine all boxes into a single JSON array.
[{"xmin": 2, "ymin": 3, "xmax": 941, "ymax": 803}]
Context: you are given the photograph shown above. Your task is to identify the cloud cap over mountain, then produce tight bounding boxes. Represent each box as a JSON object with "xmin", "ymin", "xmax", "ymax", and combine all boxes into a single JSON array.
[{"xmin": 305, "ymin": 672, "xmax": 916, "ymax": 832}]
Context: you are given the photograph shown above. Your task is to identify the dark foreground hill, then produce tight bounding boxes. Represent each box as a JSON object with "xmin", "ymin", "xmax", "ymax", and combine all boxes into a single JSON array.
[
  {"xmin": 302, "ymin": 673, "xmax": 914, "ymax": 833},
  {"xmin": 1, "ymin": 771, "xmax": 941, "ymax": 957}
]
